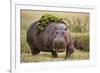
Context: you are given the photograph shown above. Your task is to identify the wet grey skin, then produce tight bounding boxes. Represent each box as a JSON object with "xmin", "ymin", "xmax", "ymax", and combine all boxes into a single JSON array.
[{"xmin": 26, "ymin": 21, "xmax": 75, "ymax": 59}]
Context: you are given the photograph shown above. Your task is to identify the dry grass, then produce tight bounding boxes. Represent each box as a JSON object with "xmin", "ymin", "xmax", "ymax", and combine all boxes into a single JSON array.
[{"xmin": 21, "ymin": 49, "xmax": 89, "ymax": 63}]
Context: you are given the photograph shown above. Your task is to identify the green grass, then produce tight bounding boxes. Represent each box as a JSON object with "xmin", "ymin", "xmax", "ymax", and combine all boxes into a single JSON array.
[
  {"xmin": 21, "ymin": 49, "xmax": 89, "ymax": 63},
  {"xmin": 71, "ymin": 33, "xmax": 89, "ymax": 52}
]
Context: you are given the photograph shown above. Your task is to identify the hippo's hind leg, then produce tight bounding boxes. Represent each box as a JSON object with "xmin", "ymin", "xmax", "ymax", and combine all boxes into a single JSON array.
[
  {"xmin": 51, "ymin": 51, "xmax": 58, "ymax": 58},
  {"xmin": 65, "ymin": 43, "xmax": 74, "ymax": 59},
  {"xmin": 29, "ymin": 45, "xmax": 40, "ymax": 55}
]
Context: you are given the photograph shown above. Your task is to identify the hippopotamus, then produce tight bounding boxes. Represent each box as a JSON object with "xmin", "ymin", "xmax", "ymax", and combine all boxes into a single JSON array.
[{"xmin": 26, "ymin": 21, "xmax": 74, "ymax": 59}]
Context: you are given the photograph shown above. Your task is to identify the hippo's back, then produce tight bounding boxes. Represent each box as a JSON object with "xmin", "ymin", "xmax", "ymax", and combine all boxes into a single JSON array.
[{"xmin": 26, "ymin": 21, "xmax": 38, "ymax": 45}]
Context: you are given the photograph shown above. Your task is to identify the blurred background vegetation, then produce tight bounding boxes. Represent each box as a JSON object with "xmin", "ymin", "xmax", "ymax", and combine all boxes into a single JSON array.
[{"xmin": 21, "ymin": 10, "xmax": 89, "ymax": 62}]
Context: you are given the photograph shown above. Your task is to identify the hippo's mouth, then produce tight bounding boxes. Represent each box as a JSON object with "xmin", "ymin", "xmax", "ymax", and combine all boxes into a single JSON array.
[
  {"xmin": 53, "ymin": 48, "xmax": 66, "ymax": 52},
  {"xmin": 52, "ymin": 42, "xmax": 66, "ymax": 52}
]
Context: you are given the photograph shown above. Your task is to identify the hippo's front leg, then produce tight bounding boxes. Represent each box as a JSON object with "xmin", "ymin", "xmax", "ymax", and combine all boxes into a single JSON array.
[
  {"xmin": 51, "ymin": 51, "xmax": 58, "ymax": 58},
  {"xmin": 65, "ymin": 43, "xmax": 75, "ymax": 59}
]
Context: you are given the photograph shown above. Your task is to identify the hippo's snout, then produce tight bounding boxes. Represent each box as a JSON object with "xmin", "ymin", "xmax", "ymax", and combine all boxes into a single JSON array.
[
  {"xmin": 53, "ymin": 38, "xmax": 66, "ymax": 52},
  {"xmin": 54, "ymin": 39, "xmax": 64, "ymax": 46}
]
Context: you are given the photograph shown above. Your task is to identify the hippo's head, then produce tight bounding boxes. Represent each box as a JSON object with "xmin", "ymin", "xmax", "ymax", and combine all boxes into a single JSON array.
[{"xmin": 52, "ymin": 23, "xmax": 67, "ymax": 52}]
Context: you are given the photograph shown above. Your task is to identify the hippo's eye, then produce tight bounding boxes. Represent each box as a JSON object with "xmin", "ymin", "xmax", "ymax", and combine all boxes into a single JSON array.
[
  {"xmin": 56, "ymin": 32, "xmax": 59, "ymax": 34},
  {"xmin": 62, "ymin": 32, "xmax": 64, "ymax": 35},
  {"xmin": 55, "ymin": 27, "xmax": 57, "ymax": 30},
  {"xmin": 65, "ymin": 28, "xmax": 67, "ymax": 30}
]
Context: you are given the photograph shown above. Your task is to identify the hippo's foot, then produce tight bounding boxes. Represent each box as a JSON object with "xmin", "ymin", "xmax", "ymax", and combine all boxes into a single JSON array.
[
  {"xmin": 65, "ymin": 50, "xmax": 74, "ymax": 59},
  {"xmin": 51, "ymin": 51, "xmax": 58, "ymax": 58},
  {"xmin": 31, "ymin": 49, "xmax": 40, "ymax": 55},
  {"xmin": 65, "ymin": 55, "xmax": 71, "ymax": 59}
]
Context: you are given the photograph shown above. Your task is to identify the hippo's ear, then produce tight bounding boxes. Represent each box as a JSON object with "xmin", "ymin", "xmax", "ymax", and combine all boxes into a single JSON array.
[
  {"xmin": 65, "ymin": 28, "xmax": 67, "ymax": 31},
  {"xmin": 64, "ymin": 24, "xmax": 68, "ymax": 30}
]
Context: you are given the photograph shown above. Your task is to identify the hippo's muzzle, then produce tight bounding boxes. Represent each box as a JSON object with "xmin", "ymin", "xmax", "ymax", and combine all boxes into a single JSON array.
[{"xmin": 53, "ymin": 39, "xmax": 66, "ymax": 52}]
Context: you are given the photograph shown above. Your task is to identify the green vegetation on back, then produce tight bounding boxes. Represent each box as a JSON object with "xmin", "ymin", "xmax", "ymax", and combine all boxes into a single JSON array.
[{"xmin": 37, "ymin": 14, "xmax": 65, "ymax": 33}]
